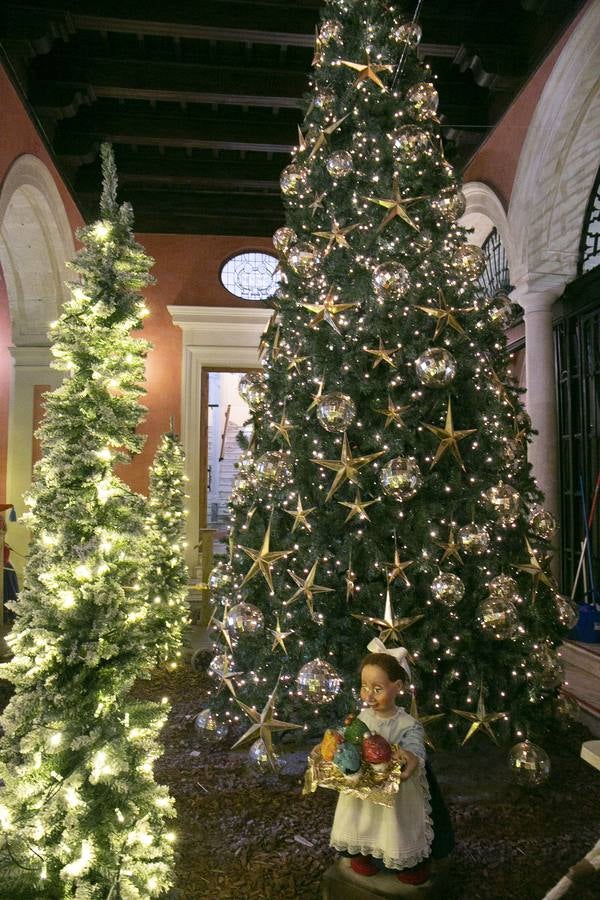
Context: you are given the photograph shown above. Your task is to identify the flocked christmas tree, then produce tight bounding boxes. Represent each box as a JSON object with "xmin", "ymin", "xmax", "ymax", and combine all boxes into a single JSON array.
[
  {"xmin": 0, "ymin": 145, "xmax": 177, "ymax": 898},
  {"xmin": 204, "ymin": 0, "xmax": 576, "ymax": 768},
  {"xmin": 144, "ymin": 427, "xmax": 190, "ymax": 670}
]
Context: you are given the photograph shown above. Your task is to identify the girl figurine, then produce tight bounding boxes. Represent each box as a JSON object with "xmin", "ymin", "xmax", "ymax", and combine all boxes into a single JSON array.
[{"xmin": 330, "ymin": 640, "xmax": 435, "ymax": 885}]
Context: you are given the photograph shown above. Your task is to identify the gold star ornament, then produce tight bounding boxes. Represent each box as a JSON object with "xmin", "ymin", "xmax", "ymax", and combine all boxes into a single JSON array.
[
  {"xmin": 311, "ymin": 432, "xmax": 384, "ymax": 501},
  {"xmin": 376, "ymin": 396, "xmax": 410, "ymax": 429},
  {"xmin": 424, "ymin": 398, "xmax": 476, "ymax": 470},
  {"xmin": 452, "ymin": 688, "xmax": 506, "ymax": 745},
  {"xmin": 232, "ymin": 674, "xmax": 303, "ymax": 771},
  {"xmin": 339, "ymin": 53, "xmax": 394, "ymax": 91},
  {"xmin": 337, "ymin": 489, "xmax": 378, "ymax": 523},
  {"xmin": 301, "ymin": 285, "xmax": 359, "ymax": 336},
  {"xmin": 313, "ymin": 220, "xmax": 359, "ymax": 254},
  {"xmin": 410, "ymin": 693, "xmax": 445, "ymax": 750},
  {"xmin": 284, "ymin": 560, "xmax": 334, "ymax": 619},
  {"xmin": 514, "ymin": 538, "xmax": 556, "ymax": 602},
  {"xmin": 435, "ymin": 527, "xmax": 463, "ymax": 566},
  {"xmin": 307, "ymin": 113, "xmax": 350, "ymax": 161},
  {"xmin": 385, "ymin": 547, "xmax": 414, "ymax": 587},
  {"xmin": 364, "ymin": 337, "xmax": 400, "ymax": 369},
  {"xmin": 415, "ymin": 289, "xmax": 469, "ymax": 340},
  {"xmin": 269, "ymin": 614, "xmax": 294, "ymax": 654},
  {"xmin": 283, "ymin": 495, "xmax": 316, "ymax": 532},
  {"xmin": 352, "ymin": 588, "xmax": 423, "ymax": 644},
  {"xmin": 239, "ymin": 523, "xmax": 294, "ymax": 593},
  {"xmin": 364, "ymin": 177, "xmax": 428, "ymax": 231}
]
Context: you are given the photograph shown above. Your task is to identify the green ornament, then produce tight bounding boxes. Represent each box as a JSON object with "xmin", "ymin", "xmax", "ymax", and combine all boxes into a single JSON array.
[{"xmin": 344, "ymin": 716, "xmax": 371, "ymax": 745}]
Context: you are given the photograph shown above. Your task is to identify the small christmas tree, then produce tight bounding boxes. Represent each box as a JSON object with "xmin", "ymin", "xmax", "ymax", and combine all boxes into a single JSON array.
[
  {"xmin": 0, "ymin": 146, "xmax": 176, "ymax": 898},
  {"xmin": 145, "ymin": 428, "xmax": 190, "ymax": 670},
  {"xmin": 207, "ymin": 0, "xmax": 570, "ymax": 762}
]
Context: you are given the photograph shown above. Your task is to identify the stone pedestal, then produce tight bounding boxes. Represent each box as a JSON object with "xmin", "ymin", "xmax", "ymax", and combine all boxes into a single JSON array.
[{"xmin": 322, "ymin": 859, "xmax": 434, "ymax": 899}]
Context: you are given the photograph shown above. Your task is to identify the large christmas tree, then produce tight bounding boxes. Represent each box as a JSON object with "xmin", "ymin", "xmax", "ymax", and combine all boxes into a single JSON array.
[
  {"xmin": 206, "ymin": 0, "xmax": 572, "ymax": 760},
  {"xmin": 0, "ymin": 146, "xmax": 176, "ymax": 898}
]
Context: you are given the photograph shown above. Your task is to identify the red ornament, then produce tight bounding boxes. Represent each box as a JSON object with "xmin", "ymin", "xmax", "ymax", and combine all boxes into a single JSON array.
[{"xmin": 362, "ymin": 733, "xmax": 392, "ymax": 766}]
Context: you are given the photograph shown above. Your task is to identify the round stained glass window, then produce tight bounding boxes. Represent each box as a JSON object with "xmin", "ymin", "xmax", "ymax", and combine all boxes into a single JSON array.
[{"xmin": 220, "ymin": 251, "xmax": 280, "ymax": 301}]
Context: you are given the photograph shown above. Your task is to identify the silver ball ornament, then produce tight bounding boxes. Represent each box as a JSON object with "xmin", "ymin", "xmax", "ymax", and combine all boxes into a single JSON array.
[
  {"xmin": 226, "ymin": 602, "xmax": 264, "ymax": 637},
  {"xmin": 208, "ymin": 653, "xmax": 238, "ymax": 680},
  {"xmin": 392, "ymin": 125, "xmax": 430, "ymax": 161},
  {"xmin": 194, "ymin": 709, "xmax": 228, "ymax": 742},
  {"xmin": 238, "ymin": 371, "xmax": 267, "ymax": 409},
  {"xmin": 316, "ymin": 392, "xmax": 356, "ymax": 433},
  {"xmin": 458, "ymin": 523, "xmax": 490, "ymax": 555},
  {"xmin": 484, "ymin": 483, "xmax": 521, "ymax": 523},
  {"xmin": 488, "ymin": 574, "xmax": 520, "ymax": 602},
  {"xmin": 406, "ymin": 82, "xmax": 438, "ymax": 117},
  {"xmin": 391, "ymin": 22, "xmax": 423, "ymax": 46},
  {"xmin": 508, "ymin": 741, "xmax": 550, "ymax": 786},
  {"xmin": 533, "ymin": 644, "xmax": 563, "ymax": 691},
  {"xmin": 248, "ymin": 738, "xmax": 284, "ymax": 772},
  {"xmin": 452, "ymin": 244, "xmax": 486, "ymax": 280},
  {"xmin": 319, "ymin": 20, "xmax": 343, "ymax": 44},
  {"xmin": 208, "ymin": 562, "xmax": 234, "ymax": 596},
  {"xmin": 380, "ymin": 456, "xmax": 423, "ymax": 501},
  {"xmin": 273, "ymin": 226, "xmax": 297, "ymax": 254},
  {"xmin": 431, "ymin": 572, "xmax": 465, "ymax": 606},
  {"xmin": 476, "ymin": 597, "xmax": 519, "ymax": 639},
  {"xmin": 554, "ymin": 594, "xmax": 578, "ymax": 630},
  {"xmin": 372, "ymin": 261, "xmax": 411, "ymax": 299},
  {"xmin": 314, "ymin": 88, "xmax": 336, "ymax": 109},
  {"xmin": 326, "ymin": 151, "xmax": 354, "ymax": 178},
  {"xmin": 296, "ymin": 658, "xmax": 342, "ymax": 704},
  {"xmin": 434, "ymin": 192, "xmax": 467, "ymax": 221},
  {"xmin": 287, "ymin": 243, "xmax": 319, "ymax": 277},
  {"xmin": 280, "ymin": 164, "xmax": 308, "ymax": 196},
  {"xmin": 528, "ymin": 506, "xmax": 557, "ymax": 541},
  {"xmin": 255, "ymin": 451, "xmax": 292, "ymax": 487},
  {"xmin": 414, "ymin": 347, "xmax": 457, "ymax": 387}
]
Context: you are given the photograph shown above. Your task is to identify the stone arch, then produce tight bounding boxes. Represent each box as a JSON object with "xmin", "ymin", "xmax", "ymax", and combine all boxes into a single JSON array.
[
  {"xmin": 0, "ymin": 154, "xmax": 75, "ymax": 346},
  {"xmin": 508, "ymin": 1, "xmax": 600, "ymax": 293},
  {"xmin": 460, "ymin": 181, "xmax": 517, "ymax": 276}
]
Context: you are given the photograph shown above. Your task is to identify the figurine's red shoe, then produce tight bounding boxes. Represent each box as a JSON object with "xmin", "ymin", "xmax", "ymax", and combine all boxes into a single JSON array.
[
  {"xmin": 396, "ymin": 860, "xmax": 431, "ymax": 885},
  {"xmin": 350, "ymin": 855, "xmax": 379, "ymax": 876}
]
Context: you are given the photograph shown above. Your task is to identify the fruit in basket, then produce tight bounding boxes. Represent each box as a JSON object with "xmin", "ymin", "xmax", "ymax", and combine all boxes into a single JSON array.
[
  {"xmin": 362, "ymin": 733, "xmax": 393, "ymax": 772},
  {"xmin": 333, "ymin": 742, "xmax": 362, "ymax": 777},
  {"xmin": 320, "ymin": 728, "xmax": 344, "ymax": 762},
  {"xmin": 344, "ymin": 717, "xmax": 371, "ymax": 745}
]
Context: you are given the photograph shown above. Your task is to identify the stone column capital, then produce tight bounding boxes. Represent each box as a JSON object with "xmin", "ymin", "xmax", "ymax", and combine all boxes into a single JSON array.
[{"xmin": 509, "ymin": 274, "xmax": 565, "ymax": 311}]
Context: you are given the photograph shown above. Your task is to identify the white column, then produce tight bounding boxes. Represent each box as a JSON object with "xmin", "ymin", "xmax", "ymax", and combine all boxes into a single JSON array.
[{"xmin": 513, "ymin": 288, "xmax": 562, "ymax": 521}]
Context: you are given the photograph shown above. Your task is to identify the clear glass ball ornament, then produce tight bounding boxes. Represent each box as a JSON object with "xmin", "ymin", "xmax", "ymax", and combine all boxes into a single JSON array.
[
  {"xmin": 372, "ymin": 261, "xmax": 411, "ymax": 299},
  {"xmin": 553, "ymin": 594, "xmax": 578, "ymax": 630},
  {"xmin": 488, "ymin": 574, "xmax": 521, "ymax": 602},
  {"xmin": 273, "ymin": 226, "xmax": 297, "ymax": 254},
  {"xmin": 528, "ymin": 505, "xmax": 557, "ymax": 541},
  {"xmin": 208, "ymin": 561, "xmax": 234, "ymax": 596},
  {"xmin": 380, "ymin": 456, "xmax": 423, "ymax": 501},
  {"xmin": 452, "ymin": 244, "xmax": 486, "ymax": 280},
  {"xmin": 316, "ymin": 392, "xmax": 356, "ymax": 433},
  {"xmin": 433, "ymin": 191, "xmax": 467, "ymax": 221},
  {"xmin": 483, "ymin": 483, "xmax": 521, "ymax": 523},
  {"xmin": 414, "ymin": 347, "xmax": 457, "ymax": 387},
  {"xmin": 287, "ymin": 243, "xmax": 319, "ymax": 277},
  {"xmin": 319, "ymin": 20, "xmax": 343, "ymax": 44},
  {"xmin": 391, "ymin": 22, "xmax": 423, "ymax": 46},
  {"xmin": 458, "ymin": 523, "xmax": 490, "ymax": 555},
  {"xmin": 208, "ymin": 652, "xmax": 238, "ymax": 680},
  {"xmin": 226, "ymin": 602, "xmax": 264, "ymax": 637},
  {"xmin": 238, "ymin": 371, "xmax": 267, "ymax": 409},
  {"xmin": 255, "ymin": 451, "xmax": 293, "ymax": 487},
  {"xmin": 296, "ymin": 658, "xmax": 343, "ymax": 704},
  {"xmin": 280, "ymin": 164, "xmax": 309, "ymax": 196},
  {"xmin": 476, "ymin": 596, "xmax": 519, "ymax": 639},
  {"xmin": 431, "ymin": 572, "xmax": 465, "ymax": 606},
  {"xmin": 392, "ymin": 125, "xmax": 430, "ymax": 161},
  {"xmin": 326, "ymin": 151, "xmax": 354, "ymax": 178},
  {"xmin": 508, "ymin": 741, "xmax": 550, "ymax": 786},
  {"xmin": 533, "ymin": 643, "xmax": 563, "ymax": 691},
  {"xmin": 248, "ymin": 738, "xmax": 284, "ymax": 772},
  {"xmin": 314, "ymin": 88, "xmax": 336, "ymax": 109},
  {"xmin": 194, "ymin": 709, "xmax": 229, "ymax": 742},
  {"xmin": 406, "ymin": 82, "xmax": 439, "ymax": 116}
]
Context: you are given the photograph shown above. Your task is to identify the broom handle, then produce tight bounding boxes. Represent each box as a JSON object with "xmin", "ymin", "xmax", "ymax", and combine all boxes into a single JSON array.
[{"xmin": 579, "ymin": 474, "xmax": 596, "ymax": 597}]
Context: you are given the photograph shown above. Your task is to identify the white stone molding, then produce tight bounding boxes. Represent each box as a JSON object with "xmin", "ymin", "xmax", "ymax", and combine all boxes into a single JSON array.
[
  {"xmin": 508, "ymin": 1, "xmax": 600, "ymax": 291},
  {"xmin": 460, "ymin": 182, "xmax": 517, "ymax": 274},
  {"xmin": 168, "ymin": 305, "xmax": 273, "ymax": 567}
]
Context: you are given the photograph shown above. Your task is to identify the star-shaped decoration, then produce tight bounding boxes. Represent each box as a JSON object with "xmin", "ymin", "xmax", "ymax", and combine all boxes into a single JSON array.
[
  {"xmin": 269, "ymin": 614, "xmax": 294, "ymax": 654},
  {"xmin": 364, "ymin": 177, "xmax": 428, "ymax": 231},
  {"xmin": 488, "ymin": 366, "xmax": 515, "ymax": 409},
  {"xmin": 513, "ymin": 538, "xmax": 556, "ymax": 602},
  {"xmin": 376, "ymin": 395, "xmax": 410, "ymax": 429},
  {"xmin": 212, "ymin": 654, "xmax": 243, "ymax": 697},
  {"xmin": 212, "ymin": 601, "xmax": 235, "ymax": 653},
  {"xmin": 309, "ymin": 192, "xmax": 327, "ymax": 217},
  {"xmin": 345, "ymin": 555, "xmax": 357, "ymax": 602},
  {"xmin": 270, "ymin": 412, "xmax": 296, "ymax": 446},
  {"xmin": 313, "ymin": 220, "xmax": 359, "ymax": 255},
  {"xmin": 339, "ymin": 53, "xmax": 394, "ymax": 91},
  {"xmin": 415, "ymin": 289, "xmax": 470, "ymax": 340},
  {"xmin": 301, "ymin": 286, "xmax": 359, "ymax": 336},
  {"xmin": 287, "ymin": 354, "xmax": 309, "ymax": 373},
  {"xmin": 364, "ymin": 337, "xmax": 400, "ymax": 369},
  {"xmin": 307, "ymin": 114, "xmax": 350, "ymax": 162},
  {"xmin": 337, "ymin": 489, "xmax": 378, "ymax": 523},
  {"xmin": 239, "ymin": 523, "xmax": 294, "ymax": 593},
  {"xmin": 283, "ymin": 495, "xmax": 316, "ymax": 532},
  {"xmin": 270, "ymin": 323, "xmax": 282, "ymax": 360},
  {"xmin": 452, "ymin": 688, "xmax": 506, "ymax": 745},
  {"xmin": 352, "ymin": 588, "xmax": 424, "ymax": 644},
  {"xmin": 284, "ymin": 560, "xmax": 334, "ymax": 619},
  {"xmin": 306, "ymin": 377, "xmax": 325, "ymax": 413},
  {"xmin": 384, "ymin": 547, "xmax": 414, "ymax": 587},
  {"xmin": 231, "ymin": 674, "xmax": 303, "ymax": 771},
  {"xmin": 311, "ymin": 432, "xmax": 384, "ymax": 501},
  {"xmin": 296, "ymin": 124, "xmax": 307, "ymax": 152},
  {"xmin": 435, "ymin": 527, "xmax": 463, "ymax": 565},
  {"xmin": 424, "ymin": 398, "xmax": 477, "ymax": 470},
  {"xmin": 409, "ymin": 693, "xmax": 445, "ymax": 750}
]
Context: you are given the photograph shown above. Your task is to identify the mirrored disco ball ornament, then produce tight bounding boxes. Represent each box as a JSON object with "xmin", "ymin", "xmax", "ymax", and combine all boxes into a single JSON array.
[
  {"xmin": 248, "ymin": 738, "xmax": 283, "ymax": 772},
  {"xmin": 458, "ymin": 523, "xmax": 490, "ymax": 555},
  {"xmin": 392, "ymin": 126, "xmax": 430, "ymax": 161},
  {"xmin": 528, "ymin": 506, "xmax": 557, "ymax": 541},
  {"xmin": 452, "ymin": 244, "xmax": 486, "ymax": 280},
  {"xmin": 316, "ymin": 392, "xmax": 356, "ymax": 433},
  {"xmin": 508, "ymin": 741, "xmax": 550, "ymax": 786},
  {"xmin": 372, "ymin": 261, "xmax": 411, "ymax": 299},
  {"xmin": 554, "ymin": 594, "xmax": 578, "ymax": 630},
  {"xmin": 226, "ymin": 602, "xmax": 264, "ymax": 637},
  {"xmin": 238, "ymin": 371, "xmax": 267, "ymax": 409},
  {"xmin": 319, "ymin": 20, "xmax": 342, "ymax": 44},
  {"xmin": 489, "ymin": 292, "xmax": 513, "ymax": 327},
  {"xmin": 296, "ymin": 658, "xmax": 342, "ymax": 704},
  {"xmin": 208, "ymin": 562, "xmax": 234, "ymax": 595},
  {"xmin": 273, "ymin": 226, "xmax": 297, "ymax": 254},
  {"xmin": 414, "ymin": 347, "xmax": 457, "ymax": 387},
  {"xmin": 314, "ymin": 88, "xmax": 336, "ymax": 109},
  {"xmin": 208, "ymin": 653, "xmax": 237, "ymax": 680},
  {"xmin": 326, "ymin": 151, "xmax": 354, "ymax": 178},
  {"xmin": 287, "ymin": 243, "xmax": 319, "ymax": 277},
  {"xmin": 194, "ymin": 709, "xmax": 229, "ymax": 743},
  {"xmin": 280, "ymin": 164, "xmax": 308, "ymax": 196},
  {"xmin": 391, "ymin": 21, "xmax": 422, "ymax": 45},
  {"xmin": 434, "ymin": 192, "xmax": 467, "ymax": 221},
  {"xmin": 255, "ymin": 451, "xmax": 292, "ymax": 487},
  {"xmin": 476, "ymin": 597, "xmax": 519, "ymax": 639},
  {"xmin": 431, "ymin": 572, "xmax": 465, "ymax": 606},
  {"xmin": 484, "ymin": 483, "xmax": 520, "ymax": 523},
  {"xmin": 489, "ymin": 574, "xmax": 520, "ymax": 602},
  {"xmin": 406, "ymin": 82, "xmax": 439, "ymax": 116},
  {"xmin": 380, "ymin": 456, "xmax": 423, "ymax": 501}
]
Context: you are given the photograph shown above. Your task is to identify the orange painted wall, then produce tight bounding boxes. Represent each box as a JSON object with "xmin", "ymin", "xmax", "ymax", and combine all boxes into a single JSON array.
[{"xmin": 462, "ymin": 0, "xmax": 593, "ymax": 208}]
